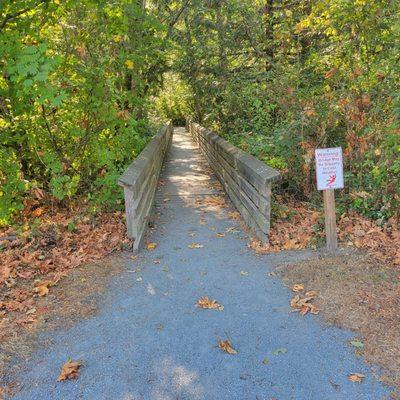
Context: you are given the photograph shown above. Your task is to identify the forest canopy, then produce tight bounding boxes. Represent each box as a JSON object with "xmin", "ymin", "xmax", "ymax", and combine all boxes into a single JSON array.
[{"xmin": 1, "ymin": 0, "xmax": 399, "ymax": 226}]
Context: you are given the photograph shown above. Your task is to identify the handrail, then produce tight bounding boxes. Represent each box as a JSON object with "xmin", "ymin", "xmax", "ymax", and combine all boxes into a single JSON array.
[
  {"xmin": 189, "ymin": 120, "xmax": 280, "ymax": 243},
  {"xmin": 118, "ymin": 122, "xmax": 173, "ymax": 251}
]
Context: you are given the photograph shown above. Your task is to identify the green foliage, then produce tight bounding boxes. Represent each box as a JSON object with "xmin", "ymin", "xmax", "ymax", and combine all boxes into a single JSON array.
[
  {"xmin": 0, "ymin": 0, "xmax": 168, "ymax": 225},
  {"xmin": 170, "ymin": 0, "xmax": 400, "ymax": 220},
  {"xmin": 1, "ymin": 0, "xmax": 399, "ymax": 225},
  {"xmin": 153, "ymin": 73, "xmax": 192, "ymax": 126}
]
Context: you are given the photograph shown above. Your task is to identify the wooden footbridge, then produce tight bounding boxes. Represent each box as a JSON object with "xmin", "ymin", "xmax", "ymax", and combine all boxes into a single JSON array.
[{"xmin": 118, "ymin": 121, "xmax": 280, "ymax": 251}]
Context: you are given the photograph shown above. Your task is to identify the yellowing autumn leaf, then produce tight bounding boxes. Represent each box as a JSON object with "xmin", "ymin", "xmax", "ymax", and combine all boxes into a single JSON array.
[
  {"xmin": 147, "ymin": 243, "xmax": 157, "ymax": 250},
  {"xmin": 348, "ymin": 373, "xmax": 365, "ymax": 383},
  {"xmin": 188, "ymin": 243, "xmax": 204, "ymax": 249},
  {"xmin": 218, "ymin": 340, "xmax": 237, "ymax": 355},
  {"xmin": 292, "ymin": 284, "xmax": 304, "ymax": 292},
  {"xmin": 58, "ymin": 360, "xmax": 82, "ymax": 381},
  {"xmin": 32, "ymin": 207, "xmax": 44, "ymax": 217},
  {"xmin": 34, "ymin": 280, "xmax": 53, "ymax": 297},
  {"xmin": 125, "ymin": 60, "xmax": 134, "ymax": 69},
  {"xmin": 196, "ymin": 296, "xmax": 224, "ymax": 311}
]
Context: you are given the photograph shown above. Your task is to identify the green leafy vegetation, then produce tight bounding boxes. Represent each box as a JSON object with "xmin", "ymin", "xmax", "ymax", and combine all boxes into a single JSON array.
[
  {"xmin": 0, "ymin": 0, "xmax": 167, "ymax": 225},
  {"xmin": 1, "ymin": 0, "xmax": 399, "ymax": 226},
  {"xmin": 169, "ymin": 0, "xmax": 400, "ymax": 221}
]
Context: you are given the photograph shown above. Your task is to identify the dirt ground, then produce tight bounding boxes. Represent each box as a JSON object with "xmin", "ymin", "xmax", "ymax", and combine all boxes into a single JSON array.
[
  {"xmin": 277, "ymin": 249, "xmax": 400, "ymax": 391},
  {"xmin": 0, "ymin": 254, "xmax": 126, "ymax": 398}
]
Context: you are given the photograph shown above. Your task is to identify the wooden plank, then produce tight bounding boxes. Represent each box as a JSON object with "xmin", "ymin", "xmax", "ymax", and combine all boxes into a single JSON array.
[
  {"xmin": 200, "ymin": 142, "xmax": 270, "ymax": 234},
  {"xmin": 197, "ymin": 134, "xmax": 270, "ymax": 212},
  {"xmin": 118, "ymin": 124, "xmax": 169, "ymax": 194},
  {"xmin": 123, "ymin": 187, "xmax": 134, "ymax": 239},
  {"xmin": 193, "ymin": 123, "xmax": 275, "ymax": 241},
  {"xmin": 213, "ymin": 165, "xmax": 269, "ymax": 243},
  {"xmin": 323, "ymin": 189, "xmax": 338, "ymax": 251},
  {"xmin": 118, "ymin": 122, "xmax": 173, "ymax": 251},
  {"xmin": 194, "ymin": 124, "xmax": 280, "ymax": 194}
]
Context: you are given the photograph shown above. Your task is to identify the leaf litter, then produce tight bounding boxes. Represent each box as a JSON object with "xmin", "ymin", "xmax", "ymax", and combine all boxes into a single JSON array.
[
  {"xmin": 218, "ymin": 340, "xmax": 237, "ymax": 355},
  {"xmin": 196, "ymin": 296, "xmax": 224, "ymax": 311},
  {"xmin": 58, "ymin": 360, "xmax": 82, "ymax": 381},
  {"xmin": 278, "ymin": 253, "xmax": 400, "ymax": 389}
]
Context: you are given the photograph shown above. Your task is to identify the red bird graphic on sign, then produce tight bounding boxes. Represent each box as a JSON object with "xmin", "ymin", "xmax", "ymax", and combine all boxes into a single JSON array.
[{"xmin": 327, "ymin": 174, "xmax": 336, "ymax": 186}]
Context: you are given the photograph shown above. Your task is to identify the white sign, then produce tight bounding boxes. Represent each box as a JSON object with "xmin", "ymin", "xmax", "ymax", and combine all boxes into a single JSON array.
[{"xmin": 315, "ymin": 147, "xmax": 344, "ymax": 191}]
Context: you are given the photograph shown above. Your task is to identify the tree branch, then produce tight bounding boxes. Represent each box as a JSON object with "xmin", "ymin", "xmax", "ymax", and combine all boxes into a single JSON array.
[{"xmin": 0, "ymin": 0, "xmax": 47, "ymax": 32}]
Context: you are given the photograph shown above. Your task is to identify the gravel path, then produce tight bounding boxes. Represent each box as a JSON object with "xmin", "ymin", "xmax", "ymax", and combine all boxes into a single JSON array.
[{"xmin": 8, "ymin": 128, "xmax": 392, "ymax": 399}]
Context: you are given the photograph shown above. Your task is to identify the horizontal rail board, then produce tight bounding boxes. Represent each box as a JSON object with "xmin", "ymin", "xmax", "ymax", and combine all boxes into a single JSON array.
[
  {"xmin": 197, "ymin": 133, "xmax": 270, "ymax": 213},
  {"xmin": 189, "ymin": 120, "xmax": 280, "ymax": 244},
  {"xmin": 200, "ymin": 141, "xmax": 270, "ymax": 233},
  {"xmin": 118, "ymin": 122, "xmax": 173, "ymax": 251}
]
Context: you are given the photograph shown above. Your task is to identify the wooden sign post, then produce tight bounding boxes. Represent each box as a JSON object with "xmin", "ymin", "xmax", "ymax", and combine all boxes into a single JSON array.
[{"xmin": 315, "ymin": 148, "xmax": 344, "ymax": 251}]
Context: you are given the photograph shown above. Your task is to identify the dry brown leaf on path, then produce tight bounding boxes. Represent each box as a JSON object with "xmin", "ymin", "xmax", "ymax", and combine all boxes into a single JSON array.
[
  {"xmin": 228, "ymin": 211, "xmax": 241, "ymax": 220},
  {"xmin": 146, "ymin": 243, "xmax": 157, "ymax": 251},
  {"xmin": 290, "ymin": 291, "xmax": 319, "ymax": 316},
  {"xmin": 218, "ymin": 340, "xmax": 237, "ymax": 355},
  {"xmin": 292, "ymin": 284, "xmax": 304, "ymax": 292},
  {"xmin": 196, "ymin": 296, "xmax": 224, "ymax": 311},
  {"xmin": 305, "ymin": 290, "xmax": 318, "ymax": 299},
  {"xmin": 348, "ymin": 373, "xmax": 365, "ymax": 383},
  {"xmin": 34, "ymin": 280, "xmax": 53, "ymax": 297},
  {"xmin": 188, "ymin": 243, "xmax": 204, "ymax": 249},
  {"xmin": 290, "ymin": 295, "xmax": 300, "ymax": 309},
  {"xmin": 58, "ymin": 360, "xmax": 82, "ymax": 381},
  {"xmin": 0, "ymin": 266, "xmax": 11, "ymax": 285}
]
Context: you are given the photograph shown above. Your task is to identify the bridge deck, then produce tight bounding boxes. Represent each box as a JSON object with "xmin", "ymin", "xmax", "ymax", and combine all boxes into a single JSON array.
[{"xmin": 9, "ymin": 128, "xmax": 391, "ymax": 399}]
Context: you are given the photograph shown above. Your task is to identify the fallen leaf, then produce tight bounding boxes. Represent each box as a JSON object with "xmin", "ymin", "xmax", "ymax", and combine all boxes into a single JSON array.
[
  {"xmin": 348, "ymin": 373, "xmax": 365, "ymax": 383},
  {"xmin": 147, "ymin": 243, "xmax": 157, "ymax": 250},
  {"xmin": 0, "ymin": 266, "xmax": 11, "ymax": 285},
  {"xmin": 218, "ymin": 340, "xmax": 237, "ymax": 355},
  {"xmin": 350, "ymin": 340, "xmax": 365, "ymax": 349},
  {"xmin": 290, "ymin": 290, "xmax": 319, "ymax": 315},
  {"xmin": 32, "ymin": 207, "xmax": 44, "ymax": 217},
  {"xmin": 34, "ymin": 280, "xmax": 53, "ymax": 297},
  {"xmin": 305, "ymin": 290, "xmax": 318, "ymax": 299},
  {"xmin": 226, "ymin": 227, "xmax": 240, "ymax": 234},
  {"xmin": 262, "ymin": 357, "xmax": 270, "ymax": 364},
  {"xmin": 290, "ymin": 295, "xmax": 300, "ymax": 308},
  {"xmin": 188, "ymin": 243, "xmax": 204, "ymax": 249},
  {"xmin": 58, "ymin": 360, "xmax": 82, "ymax": 381},
  {"xmin": 273, "ymin": 348, "xmax": 287, "ymax": 355},
  {"xmin": 292, "ymin": 284, "xmax": 304, "ymax": 292},
  {"xmin": 240, "ymin": 270, "xmax": 249, "ymax": 276},
  {"xmin": 215, "ymin": 233, "xmax": 225, "ymax": 238},
  {"xmin": 196, "ymin": 296, "xmax": 224, "ymax": 311}
]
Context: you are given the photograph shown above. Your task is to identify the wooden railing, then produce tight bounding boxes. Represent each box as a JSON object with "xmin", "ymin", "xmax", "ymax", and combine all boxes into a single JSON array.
[
  {"xmin": 118, "ymin": 122, "xmax": 173, "ymax": 251},
  {"xmin": 189, "ymin": 121, "xmax": 280, "ymax": 244}
]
